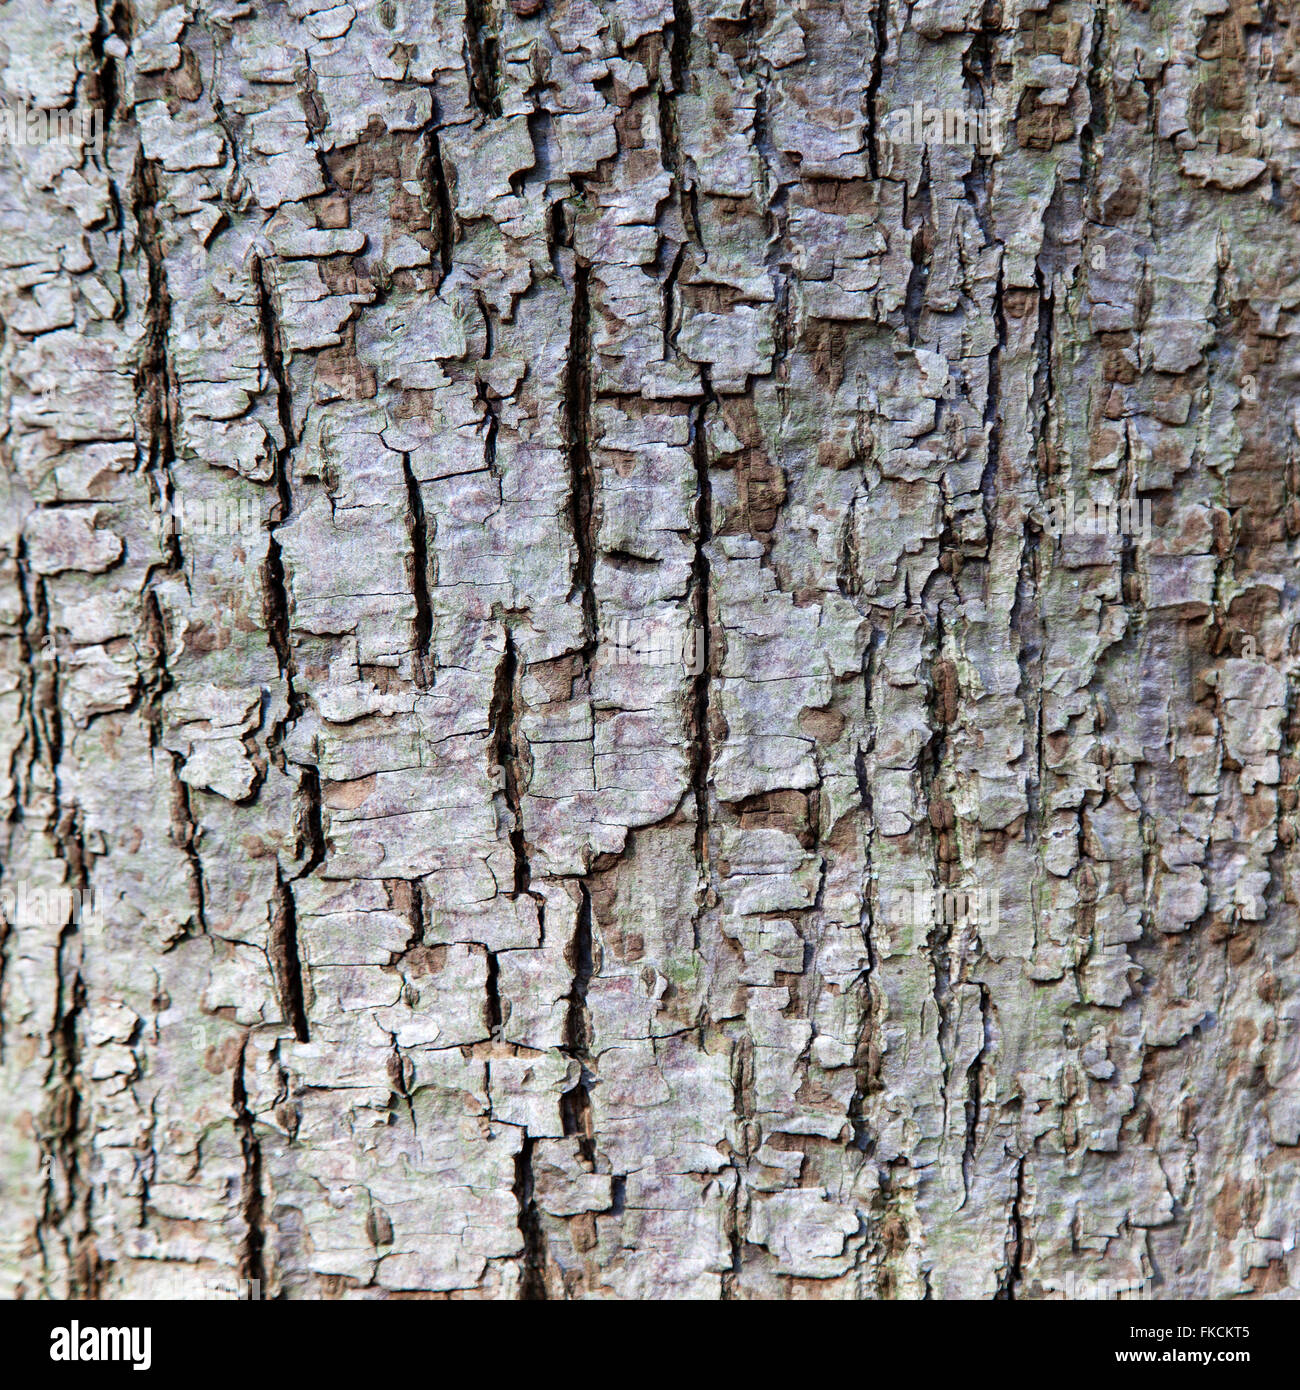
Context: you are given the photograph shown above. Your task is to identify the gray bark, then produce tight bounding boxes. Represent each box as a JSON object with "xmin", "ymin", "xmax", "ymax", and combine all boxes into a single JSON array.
[{"xmin": 1, "ymin": 0, "xmax": 1298, "ymax": 1300}]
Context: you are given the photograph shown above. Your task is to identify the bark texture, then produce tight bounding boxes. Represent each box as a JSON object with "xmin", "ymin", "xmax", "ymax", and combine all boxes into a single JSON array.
[{"xmin": 2, "ymin": 0, "xmax": 1300, "ymax": 1301}]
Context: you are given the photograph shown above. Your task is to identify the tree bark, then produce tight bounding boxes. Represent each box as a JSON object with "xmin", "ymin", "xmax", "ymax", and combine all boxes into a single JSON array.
[{"xmin": 1, "ymin": 0, "xmax": 1299, "ymax": 1300}]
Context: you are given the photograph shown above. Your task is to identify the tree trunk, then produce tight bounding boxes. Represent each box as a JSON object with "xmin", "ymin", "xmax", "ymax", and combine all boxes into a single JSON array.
[{"xmin": 2, "ymin": 0, "xmax": 1298, "ymax": 1301}]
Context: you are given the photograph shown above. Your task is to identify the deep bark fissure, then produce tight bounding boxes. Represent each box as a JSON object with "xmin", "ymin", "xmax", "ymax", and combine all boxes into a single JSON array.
[
  {"xmin": 233, "ymin": 1040, "xmax": 267, "ymax": 1291},
  {"xmin": 865, "ymin": 0, "xmax": 888, "ymax": 180},
  {"xmin": 559, "ymin": 882, "xmax": 596, "ymax": 1167},
  {"xmin": 564, "ymin": 254, "xmax": 597, "ymax": 653},
  {"xmin": 997, "ymin": 1155, "xmax": 1027, "ymax": 1300},
  {"xmin": 422, "ymin": 109, "xmax": 456, "ymax": 284},
  {"xmin": 513, "ymin": 1135, "xmax": 547, "ymax": 1300},
  {"xmin": 403, "ymin": 453, "xmax": 434, "ymax": 686},
  {"xmin": 489, "ymin": 627, "xmax": 530, "ymax": 898},
  {"xmin": 464, "ymin": 0, "xmax": 502, "ymax": 119},
  {"xmin": 270, "ymin": 876, "xmax": 310, "ymax": 1043},
  {"xmin": 689, "ymin": 378, "xmax": 715, "ymax": 914}
]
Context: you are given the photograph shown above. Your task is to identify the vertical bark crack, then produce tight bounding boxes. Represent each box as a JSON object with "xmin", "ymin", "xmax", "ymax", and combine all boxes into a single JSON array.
[
  {"xmin": 233, "ymin": 1040, "xmax": 267, "ymax": 1292},
  {"xmin": 270, "ymin": 875, "xmax": 310, "ymax": 1043},
  {"xmin": 489, "ymin": 628, "xmax": 530, "ymax": 898},
  {"xmin": 513, "ymin": 1134, "xmax": 547, "ymax": 1299},
  {"xmin": 560, "ymin": 882, "xmax": 596, "ymax": 1166},
  {"xmin": 464, "ymin": 0, "xmax": 502, "ymax": 119},
  {"xmin": 422, "ymin": 107, "xmax": 456, "ymax": 285},
  {"xmin": 403, "ymin": 453, "xmax": 434, "ymax": 687},
  {"xmin": 689, "ymin": 380, "xmax": 715, "ymax": 908},
  {"xmin": 997, "ymin": 1155, "xmax": 1027, "ymax": 1299},
  {"xmin": 865, "ymin": 0, "xmax": 888, "ymax": 180},
  {"xmin": 564, "ymin": 253, "xmax": 597, "ymax": 655}
]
